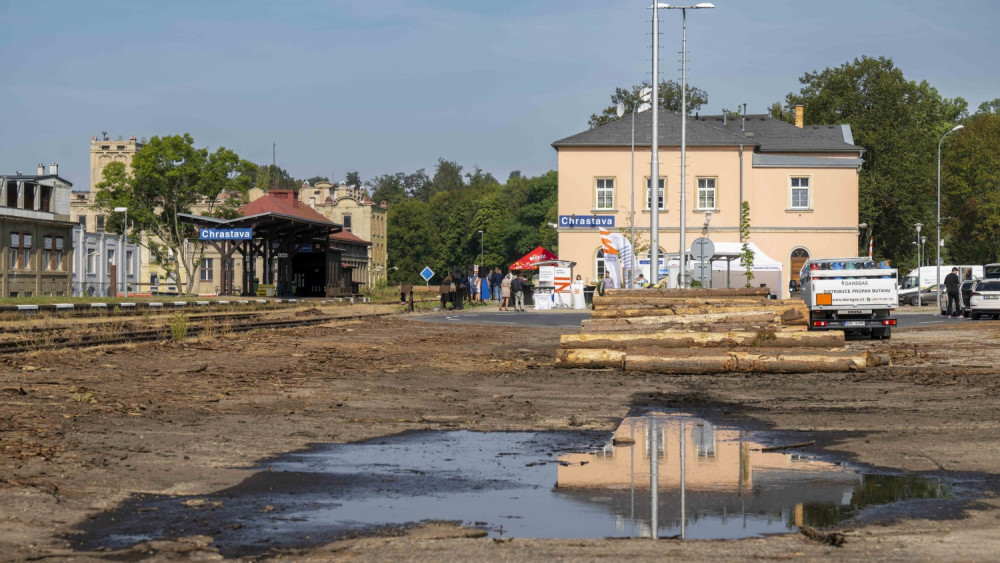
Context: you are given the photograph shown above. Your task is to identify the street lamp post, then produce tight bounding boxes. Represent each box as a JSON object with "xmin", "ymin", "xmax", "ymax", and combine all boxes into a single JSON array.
[
  {"xmin": 659, "ymin": 3, "xmax": 714, "ymax": 288},
  {"xmin": 920, "ymin": 236, "xmax": 927, "ymax": 267},
  {"xmin": 915, "ymin": 223, "xmax": 923, "ymax": 274},
  {"xmin": 113, "ymin": 206, "xmax": 128, "ymax": 298},
  {"xmin": 936, "ymin": 125, "xmax": 964, "ymax": 311},
  {"xmin": 477, "ymin": 230, "xmax": 484, "ymax": 274}
]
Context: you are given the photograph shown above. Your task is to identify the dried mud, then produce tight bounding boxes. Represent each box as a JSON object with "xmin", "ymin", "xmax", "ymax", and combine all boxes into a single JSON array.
[{"xmin": 2, "ymin": 310, "xmax": 1000, "ymax": 561}]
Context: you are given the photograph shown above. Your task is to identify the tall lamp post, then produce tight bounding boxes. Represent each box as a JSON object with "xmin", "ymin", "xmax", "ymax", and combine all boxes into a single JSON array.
[
  {"xmin": 914, "ymin": 223, "xmax": 923, "ymax": 274},
  {"xmin": 920, "ymin": 236, "xmax": 927, "ymax": 267},
  {"xmin": 113, "ymin": 206, "xmax": 128, "ymax": 298},
  {"xmin": 659, "ymin": 2, "xmax": 714, "ymax": 288},
  {"xmin": 936, "ymin": 125, "xmax": 964, "ymax": 311},
  {"xmin": 477, "ymin": 230, "xmax": 484, "ymax": 274}
]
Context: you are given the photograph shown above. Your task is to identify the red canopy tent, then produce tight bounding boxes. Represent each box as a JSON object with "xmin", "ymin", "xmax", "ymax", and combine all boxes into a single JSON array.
[{"xmin": 509, "ymin": 246, "xmax": 559, "ymax": 271}]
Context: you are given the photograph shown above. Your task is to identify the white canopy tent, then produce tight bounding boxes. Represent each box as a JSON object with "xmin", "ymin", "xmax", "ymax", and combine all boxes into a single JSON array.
[{"xmin": 689, "ymin": 241, "xmax": 783, "ymax": 296}]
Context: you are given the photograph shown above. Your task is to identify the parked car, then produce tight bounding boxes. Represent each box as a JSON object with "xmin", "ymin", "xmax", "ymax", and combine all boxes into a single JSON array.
[
  {"xmin": 905, "ymin": 284, "xmax": 941, "ymax": 307},
  {"xmin": 969, "ymin": 279, "xmax": 1000, "ymax": 320}
]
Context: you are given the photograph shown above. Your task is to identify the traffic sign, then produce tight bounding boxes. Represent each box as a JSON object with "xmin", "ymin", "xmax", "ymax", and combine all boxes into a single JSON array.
[
  {"xmin": 694, "ymin": 261, "xmax": 712, "ymax": 287},
  {"xmin": 420, "ymin": 266, "xmax": 435, "ymax": 283},
  {"xmin": 691, "ymin": 237, "xmax": 715, "ymax": 263}
]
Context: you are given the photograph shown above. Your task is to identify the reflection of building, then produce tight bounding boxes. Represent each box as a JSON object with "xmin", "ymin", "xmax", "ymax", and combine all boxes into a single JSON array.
[
  {"xmin": 556, "ymin": 414, "xmax": 863, "ymax": 537},
  {"xmin": 1, "ymin": 164, "xmax": 74, "ymax": 297},
  {"xmin": 297, "ymin": 181, "xmax": 387, "ymax": 288}
]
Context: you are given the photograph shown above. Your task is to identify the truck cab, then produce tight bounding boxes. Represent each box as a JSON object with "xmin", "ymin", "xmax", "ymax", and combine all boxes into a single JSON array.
[{"xmin": 800, "ymin": 258, "xmax": 898, "ymax": 339}]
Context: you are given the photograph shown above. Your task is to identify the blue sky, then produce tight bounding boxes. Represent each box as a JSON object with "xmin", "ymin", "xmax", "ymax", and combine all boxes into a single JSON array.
[{"xmin": 1, "ymin": 0, "xmax": 997, "ymax": 191}]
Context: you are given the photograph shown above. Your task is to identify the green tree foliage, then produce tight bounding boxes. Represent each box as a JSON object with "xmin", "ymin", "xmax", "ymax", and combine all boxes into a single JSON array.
[
  {"xmin": 739, "ymin": 201, "xmax": 755, "ymax": 288},
  {"xmin": 414, "ymin": 158, "xmax": 464, "ymax": 201},
  {"xmin": 382, "ymin": 164, "xmax": 558, "ymax": 284},
  {"xmin": 941, "ymin": 112, "xmax": 1000, "ymax": 262},
  {"xmin": 345, "ymin": 171, "xmax": 361, "ymax": 187},
  {"xmin": 252, "ymin": 164, "xmax": 298, "ymax": 191},
  {"xmin": 305, "ymin": 175, "xmax": 329, "ymax": 185},
  {"xmin": 93, "ymin": 134, "xmax": 256, "ymax": 294},
  {"xmin": 589, "ymin": 80, "xmax": 709, "ymax": 128},
  {"xmin": 784, "ymin": 56, "xmax": 967, "ymax": 266},
  {"xmin": 976, "ymin": 98, "xmax": 1000, "ymax": 115}
]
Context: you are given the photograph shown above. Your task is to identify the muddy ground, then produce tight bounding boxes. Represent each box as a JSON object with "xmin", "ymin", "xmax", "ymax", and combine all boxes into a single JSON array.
[{"xmin": 2, "ymin": 307, "xmax": 1000, "ymax": 561}]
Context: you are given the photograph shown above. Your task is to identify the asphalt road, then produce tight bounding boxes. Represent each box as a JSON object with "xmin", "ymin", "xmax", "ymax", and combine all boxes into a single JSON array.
[{"xmin": 412, "ymin": 306, "xmax": 980, "ymax": 329}]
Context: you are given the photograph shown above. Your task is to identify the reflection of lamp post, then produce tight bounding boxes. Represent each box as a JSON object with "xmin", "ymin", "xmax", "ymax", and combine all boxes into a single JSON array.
[
  {"xmin": 113, "ymin": 206, "xmax": 128, "ymax": 298},
  {"xmin": 659, "ymin": 2, "xmax": 715, "ymax": 289},
  {"xmin": 937, "ymin": 125, "xmax": 963, "ymax": 311}
]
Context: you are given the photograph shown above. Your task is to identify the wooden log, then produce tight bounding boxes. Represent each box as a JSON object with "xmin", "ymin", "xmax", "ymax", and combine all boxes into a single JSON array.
[
  {"xmin": 555, "ymin": 349, "xmax": 625, "ymax": 369},
  {"xmin": 584, "ymin": 311, "xmax": 781, "ymax": 331},
  {"xmin": 625, "ymin": 352, "xmax": 869, "ymax": 374},
  {"xmin": 591, "ymin": 304, "xmax": 808, "ymax": 319},
  {"xmin": 581, "ymin": 319, "xmax": 787, "ymax": 334},
  {"xmin": 561, "ymin": 330, "xmax": 845, "ymax": 350},
  {"xmin": 593, "ymin": 296, "xmax": 776, "ymax": 308},
  {"xmin": 606, "ymin": 288, "xmax": 770, "ymax": 298}
]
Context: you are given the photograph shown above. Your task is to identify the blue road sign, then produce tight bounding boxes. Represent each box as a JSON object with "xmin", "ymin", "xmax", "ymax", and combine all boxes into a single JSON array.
[{"xmin": 420, "ymin": 266, "xmax": 435, "ymax": 282}]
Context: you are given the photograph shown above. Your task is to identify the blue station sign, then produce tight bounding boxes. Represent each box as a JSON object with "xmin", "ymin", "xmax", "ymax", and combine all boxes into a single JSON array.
[
  {"xmin": 199, "ymin": 228, "xmax": 253, "ymax": 240},
  {"xmin": 558, "ymin": 215, "xmax": 615, "ymax": 228}
]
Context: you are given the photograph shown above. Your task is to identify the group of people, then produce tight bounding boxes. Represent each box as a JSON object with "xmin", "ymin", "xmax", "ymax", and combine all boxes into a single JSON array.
[{"xmin": 439, "ymin": 267, "xmax": 530, "ymax": 312}]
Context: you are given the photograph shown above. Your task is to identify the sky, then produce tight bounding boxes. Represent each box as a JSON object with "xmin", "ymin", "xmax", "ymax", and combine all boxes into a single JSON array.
[{"xmin": 1, "ymin": 0, "xmax": 997, "ymax": 191}]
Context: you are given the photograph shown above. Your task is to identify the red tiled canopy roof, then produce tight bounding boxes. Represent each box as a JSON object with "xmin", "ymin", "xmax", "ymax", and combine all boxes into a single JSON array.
[
  {"xmin": 239, "ymin": 189, "xmax": 334, "ymax": 224},
  {"xmin": 330, "ymin": 230, "xmax": 371, "ymax": 245}
]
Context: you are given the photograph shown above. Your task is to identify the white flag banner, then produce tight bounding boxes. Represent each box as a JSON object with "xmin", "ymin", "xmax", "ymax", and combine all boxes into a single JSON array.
[{"xmin": 600, "ymin": 228, "xmax": 633, "ymax": 290}]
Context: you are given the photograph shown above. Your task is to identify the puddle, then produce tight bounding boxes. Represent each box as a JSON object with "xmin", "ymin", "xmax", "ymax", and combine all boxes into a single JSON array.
[{"xmin": 74, "ymin": 411, "xmax": 959, "ymax": 556}]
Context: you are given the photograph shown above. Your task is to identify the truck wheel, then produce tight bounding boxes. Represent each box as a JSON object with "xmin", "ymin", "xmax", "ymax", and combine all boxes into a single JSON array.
[{"xmin": 910, "ymin": 295, "xmax": 920, "ymax": 306}]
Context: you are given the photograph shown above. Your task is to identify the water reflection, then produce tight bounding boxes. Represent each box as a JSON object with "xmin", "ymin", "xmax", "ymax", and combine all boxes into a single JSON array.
[
  {"xmin": 556, "ymin": 412, "xmax": 948, "ymax": 539},
  {"xmin": 73, "ymin": 413, "xmax": 951, "ymax": 554}
]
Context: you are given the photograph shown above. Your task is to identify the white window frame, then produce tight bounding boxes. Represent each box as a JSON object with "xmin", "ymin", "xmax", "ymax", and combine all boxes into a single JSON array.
[
  {"xmin": 200, "ymin": 258, "xmax": 214, "ymax": 281},
  {"xmin": 594, "ymin": 178, "xmax": 615, "ymax": 211},
  {"xmin": 789, "ymin": 176, "xmax": 811, "ymax": 210},
  {"xmin": 595, "ymin": 248, "xmax": 606, "ymax": 279},
  {"xmin": 86, "ymin": 248, "xmax": 97, "ymax": 275},
  {"xmin": 697, "ymin": 177, "xmax": 717, "ymax": 210},
  {"xmin": 644, "ymin": 177, "xmax": 666, "ymax": 211}
]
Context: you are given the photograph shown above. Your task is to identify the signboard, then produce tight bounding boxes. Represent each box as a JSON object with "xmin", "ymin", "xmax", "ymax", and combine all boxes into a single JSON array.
[
  {"xmin": 553, "ymin": 267, "xmax": 572, "ymax": 293},
  {"xmin": 199, "ymin": 228, "xmax": 252, "ymax": 240},
  {"xmin": 694, "ymin": 261, "xmax": 712, "ymax": 287},
  {"xmin": 557, "ymin": 215, "xmax": 616, "ymax": 228},
  {"xmin": 691, "ymin": 237, "xmax": 715, "ymax": 262},
  {"xmin": 420, "ymin": 266, "xmax": 435, "ymax": 283},
  {"xmin": 276, "ymin": 253, "xmax": 289, "ymax": 259},
  {"xmin": 538, "ymin": 265, "xmax": 554, "ymax": 285}
]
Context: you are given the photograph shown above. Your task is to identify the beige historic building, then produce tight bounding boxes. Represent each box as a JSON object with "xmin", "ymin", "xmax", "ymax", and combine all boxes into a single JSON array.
[
  {"xmin": 1, "ymin": 164, "xmax": 74, "ymax": 297},
  {"xmin": 296, "ymin": 181, "xmax": 387, "ymax": 288},
  {"xmin": 551, "ymin": 107, "xmax": 864, "ymax": 298}
]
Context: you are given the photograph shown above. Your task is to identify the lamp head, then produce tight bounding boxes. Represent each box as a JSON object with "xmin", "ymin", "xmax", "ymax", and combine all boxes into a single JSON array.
[
  {"xmin": 694, "ymin": 2, "xmax": 715, "ymax": 7},
  {"xmin": 952, "ymin": 125, "xmax": 965, "ymax": 132}
]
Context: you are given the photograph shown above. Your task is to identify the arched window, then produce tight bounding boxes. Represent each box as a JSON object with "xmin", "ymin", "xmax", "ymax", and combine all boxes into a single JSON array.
[{"xmin": 595, "ymin": 249, "xmax": 606, "ymax": 280}]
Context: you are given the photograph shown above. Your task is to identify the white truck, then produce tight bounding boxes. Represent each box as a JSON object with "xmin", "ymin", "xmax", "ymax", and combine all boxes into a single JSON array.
[{"xmin": 799, "ymin": 258, "xmax": 898, "ymax": 339}]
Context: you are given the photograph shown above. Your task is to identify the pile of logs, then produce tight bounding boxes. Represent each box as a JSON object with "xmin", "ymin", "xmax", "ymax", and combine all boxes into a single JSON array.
[{"xmin": 556, "ymin": 288, "xmax": 889, "ymax": 374}]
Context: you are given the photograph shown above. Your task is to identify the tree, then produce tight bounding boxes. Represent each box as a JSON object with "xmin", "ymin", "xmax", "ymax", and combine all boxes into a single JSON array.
[
  {"xmin": 941, "ymin": 112, "xmax": 1000, "ymax": 262},
  {"xmin": 414, "ymin": 158, "xmax": 464, "ymax": 201},
  {"xmin": 252, "ymin": 164, "xmax": 298, "ymax": 191},
  {"xmin": 305, "ymin": 175, "xmax": 329, "ymax": 185},
  {"xmin": 739, "ymin": 201, "xmax": 755, "ymax": 288},
  {"xmin": 977, "ymin": 98, "xmax": 1000, "ymax": 115},
  {"xmin": 589, "ymin": 80, "xmax": 709, "ymax": 128},
  {"xmin": 94, "ymin": 134, "xmax": 256, "ymax": 295},
  {"xmin": 386, "ymin": 199, "xmax": 438, "ymax": 284},
  {"xmin": 345, "ymin": 171, "xmax": 361, "ymax": 187},
  {"xmin": 783, "ymin": 56, "xmax": 967, "ymax": 266}
]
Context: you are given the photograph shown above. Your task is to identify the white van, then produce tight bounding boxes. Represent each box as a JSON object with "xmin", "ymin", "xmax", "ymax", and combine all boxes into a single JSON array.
[{"xmin": 899, "ymin": 265, "xmax": 983, "ymax": 306}]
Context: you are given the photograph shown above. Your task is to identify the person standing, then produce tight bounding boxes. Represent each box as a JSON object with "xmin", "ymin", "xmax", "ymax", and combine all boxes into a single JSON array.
[
  {"xmin": 512, "ymin": 274, "xmax": 526, "ymax": 312},
  {"xmin": 944, "ymin": 267, "xmax": 961, "ymax": 318},
  {"xmin": 439, "ymin": 274, "xmax": 453, "ymax": 310},
  {"xmin": 500, "ymin": 273, "xmax": 512, "ymax": 311},
  {"xmin": 480, "ymin": 271, "xmax": 490, "ymax": 303},
  {"xmin": 491, "ymin": 268, "xmax": 504, "ymax": 302},
  {"xmin": 471, "ymin": 272, "xmax": 480, "ymax": 302}
]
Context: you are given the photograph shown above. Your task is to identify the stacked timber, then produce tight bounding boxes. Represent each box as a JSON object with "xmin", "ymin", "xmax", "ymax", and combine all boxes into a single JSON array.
[{"xmin": 557, "ymin": 288, "xmax": 889, "ymax": 373}]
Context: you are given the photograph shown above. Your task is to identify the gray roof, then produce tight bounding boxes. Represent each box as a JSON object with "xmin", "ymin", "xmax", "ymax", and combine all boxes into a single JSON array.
[
  {"xmin": 692, "ymin": 114, "xmax": 863, "ymax": 153},
  {"xmin": 0, "ymin": 173, "xmax": 73, "ymax": 186},
  {"xmin": 552, "ymin": 112, "xmax": 863, "ymax": 154}
]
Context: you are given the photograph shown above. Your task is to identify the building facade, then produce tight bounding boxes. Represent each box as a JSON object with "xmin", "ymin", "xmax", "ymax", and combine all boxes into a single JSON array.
[
  {"xmin": 297, "ymin": 181, "xmax": 387, "ymax": 288},
  {"xmin": 1, "ymin": 164, "xmax": 75, "ymax": 297},
  {"xmin": 551, "ymin": 108, "xmax": 864, "ymax": 297},
  {"xmin": 71, "ymin": 225, "xmax": 141, "ymax": 297}
]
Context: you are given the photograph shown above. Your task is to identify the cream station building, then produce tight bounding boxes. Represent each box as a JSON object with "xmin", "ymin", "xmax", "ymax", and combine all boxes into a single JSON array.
[{"xmin": 551, "ymin": 107, "xmax": 864, "ymax": 297}]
